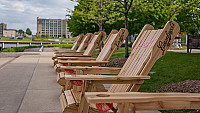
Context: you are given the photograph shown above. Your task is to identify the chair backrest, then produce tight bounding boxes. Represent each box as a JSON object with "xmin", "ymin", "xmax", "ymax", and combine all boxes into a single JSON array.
[
  {"xmin": 76, "ymin": 33, "xmax": 93, "ymax": 52},
  {"xmin": 71, "ymin": 34, "xmax": 84, "ymax": 51},
  {"xmin": 108, "ymin": 21, "xmax": 180, "ymax": 93},
  {"xmin": 96, "ymin": 28, "xmax": 128, "ymax": 61},
  {"xmin": 83, "ymin": 31, "xmax": 106, "ymax": 56}
]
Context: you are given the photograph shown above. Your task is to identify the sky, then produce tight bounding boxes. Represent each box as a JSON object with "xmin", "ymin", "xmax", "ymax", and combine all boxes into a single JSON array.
[{"xmin": 0, "ymin": 0, "xmax": 78, "ymax": 34}]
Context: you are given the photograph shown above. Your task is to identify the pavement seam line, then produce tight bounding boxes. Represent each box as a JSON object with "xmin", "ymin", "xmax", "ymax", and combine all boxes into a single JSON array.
[
  {"xmin": 0, "ymin": 55, "xmax": 22, "ymax": 71},
  {"xmin": 16, "ymin": 54, "xmax": 41, "ymax": 113}
]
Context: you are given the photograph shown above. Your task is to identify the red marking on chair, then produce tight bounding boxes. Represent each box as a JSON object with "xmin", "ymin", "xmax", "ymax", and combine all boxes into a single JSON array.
[
  {"xmin": 65, "ymin": 70, "xmax": 74, "ymax": 73},
  {"xmin": 70, "ymin": 80, "xmax": 83, "ymax": 86},
  {"xmin": 96, "ymin": 103, "xmax": 113, "ymax": 113},
  {"xmin": 63, "ymin": 63, "xmax": 68, "ymax": 66}
]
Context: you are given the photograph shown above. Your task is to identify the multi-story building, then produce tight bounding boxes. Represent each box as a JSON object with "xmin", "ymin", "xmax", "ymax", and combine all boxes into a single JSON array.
[
  {"xmin": 0, "ymin": 23, "xmax": 7, "ymax": 37},
  {"xmin": 3, "ymin": 29, "xmax": 18, "ymax": 37},
  {"xmin": 37, "ymin": 17, "xmax": 71, "ymax": 38}
]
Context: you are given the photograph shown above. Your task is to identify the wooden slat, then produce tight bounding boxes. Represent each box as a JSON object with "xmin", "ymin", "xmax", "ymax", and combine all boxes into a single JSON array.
[
  {"xmin": 57, "ymin": 57, "xmax": 94, "ymax": 60},
  {"xmin": 59, "ymin": 93, "xmax": 67, "ymax": 112},
  {"xmin": 96, "ymin": 28, "xmax": 128, "ymax": 61},
  {"xmin": 85, "ymin": 92, "xmax": 200, "ymax": 103},
  {"xmin": 76, "ymin": 33, "xmax": 93, "ymax": 52},
  {"xmin": 64, "ymin": 90, "xmax": 76, "ymax": 106},
  {"xmin": 60, "ymin": 66, "xmax": 121, "ymax": 74},
  {"xmin": 71, "ymin": 34, "xmax": 84, "ymax": 51},
  {"xmin": 64, "ymin": 75, "xmax": 150, "ymax": 80},
  {"xmin": 56, "ymin": 54, "xmax": 91, "ymax": 57},
  {"xmin": 83, "ymin": 31, "xmax": 106, "ymax": 56},
  {"xmin": 71, "ymin": 90, "xmax": 81, "ymax": 104}
]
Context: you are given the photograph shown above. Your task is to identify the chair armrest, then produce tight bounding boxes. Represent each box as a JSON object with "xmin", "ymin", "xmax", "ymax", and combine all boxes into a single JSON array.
[
  {"xmin": 56, "ymin": 54, "xmax": 91, "ymax": 57},
  {"xmin": 60, "ymin": 66, "xmax": 121, "ymax": 74},
  {"xmin": 65, "ymin": 75, "xmax": 150, "ymax": 81},
  {"xmin": 54, "ymin": 51, "xmax": 81, "ymax": 54},
  {"xmin": 85, "ymin": 92, "xmax": 200, "ymax": 103},
  {"xmin": 57, "ymin": 57, "xmax": 96, "ymax": 61},
  {"xmin": 59, "ymin": 61, "xmax": 109, "ymax": 66}
]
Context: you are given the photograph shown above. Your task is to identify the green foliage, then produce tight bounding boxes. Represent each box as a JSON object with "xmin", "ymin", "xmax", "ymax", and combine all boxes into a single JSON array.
[
  {"xmin": 18, "ymin": 29, "xmax": 24, "ymax": 36},
  {"xmin": 68, "ymin": 0, "xmax": 200, "ymax": 37},
  {"xmin": 46, "ymin": 33, "xmax": 50, "ymax": 38},
  {"xmin": 36, "ymin": 32, "xmax": 41, "ymax": 39},
  {"xmin": 68, "ymin": 14, "xmax": 99, "ymax": 36},
  {"xmin": 26, "ymin": 28, "xmax": 32, "ymax": 35}
]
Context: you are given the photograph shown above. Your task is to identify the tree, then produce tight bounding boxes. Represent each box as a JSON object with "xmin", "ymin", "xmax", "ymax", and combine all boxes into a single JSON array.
[
  {"xmin": 112, "ymin": 0, "xmax": 142, "ymax": 58},
  {"xmin": 36, "ymin": 32, "xmax": 40, "ymax": 39},
  {"xmin": 46, "ymin": 33, "xmax": 50, "ymax": 38},
  {"xmin": 18, "ymin": 29, "xmax": 24, "ymax": 36},
  {"xmin": 26, "ymin": 28, "xmax": 32, "ymax": 35},
  {"xmin": 70, "ymin": 0, "xmax": 120, "ymax": 31}
]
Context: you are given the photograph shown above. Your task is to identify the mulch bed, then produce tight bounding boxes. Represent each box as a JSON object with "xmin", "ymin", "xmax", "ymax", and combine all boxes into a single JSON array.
[
  {"xmin": 105, "ymin": 57, "xmax": 127, "ymax": 68},
  {"xmin": 159, "ymin": 80, "xmax": 200, "ymax": 93}
]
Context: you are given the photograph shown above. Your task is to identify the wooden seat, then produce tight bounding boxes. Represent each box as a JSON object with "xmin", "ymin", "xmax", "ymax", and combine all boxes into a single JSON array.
[{"xmin": 59, "ymin": 21, "xmax": 181, "ymax": 113}]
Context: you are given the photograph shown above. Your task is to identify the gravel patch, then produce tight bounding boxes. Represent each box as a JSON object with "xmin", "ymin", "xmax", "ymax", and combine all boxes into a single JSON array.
[
  {"xmin": 159, "ymin": 80, "xmax": 200, "ymax": 93},
  {"xmin": 105, "ymin": 57, "xmax": 127, "ymax": 68}
]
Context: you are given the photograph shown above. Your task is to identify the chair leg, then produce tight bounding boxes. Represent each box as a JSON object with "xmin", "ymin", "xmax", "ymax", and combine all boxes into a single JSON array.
[{"xmin": 78, "ymin": 94, "xmax": 89, "ymax": 113}]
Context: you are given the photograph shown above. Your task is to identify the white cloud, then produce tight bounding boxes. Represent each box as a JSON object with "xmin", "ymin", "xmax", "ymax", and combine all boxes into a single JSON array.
[{"xmin": 0, "ymin": 0, "xmax": 78, "ymax": 34}]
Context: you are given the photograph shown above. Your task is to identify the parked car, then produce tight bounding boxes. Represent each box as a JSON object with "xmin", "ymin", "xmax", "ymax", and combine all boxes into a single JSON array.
[
  {"xmin": 17, "ymin": 37, "xmax": 24, "ymax": 40},
  {"xmin": 9, "ymin": 37, "xmax": 15, "ymax": 39}
]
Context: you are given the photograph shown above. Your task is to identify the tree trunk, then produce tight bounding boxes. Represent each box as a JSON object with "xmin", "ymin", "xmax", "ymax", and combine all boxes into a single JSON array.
[
  {"xmin": 99, "ymin": 0, "xmax": 103, "ymax": 52},
  {"xmin": 125, "ymin": 12, "xmax": 129, "ymax": 58}
]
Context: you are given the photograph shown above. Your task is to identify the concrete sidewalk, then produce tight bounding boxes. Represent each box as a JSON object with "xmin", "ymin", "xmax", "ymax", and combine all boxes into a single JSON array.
[
  {"xmin": 18, "ymin": 52, "xmax": 62, "ymax": 113},
  {"xmin": 0, "ymin": 51, "xmax": 62, "ymax": 113},
  {"xmin": 168, "ymin": 49, "xmax": 200, "ymax": 53}
]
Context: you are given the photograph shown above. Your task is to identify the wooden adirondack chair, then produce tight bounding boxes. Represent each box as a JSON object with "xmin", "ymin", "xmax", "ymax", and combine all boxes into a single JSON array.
[
  {"xmin": 52, "ymin": 34, "xmax": 84, "ymax": 52},
  {"xmin": 53, "ymin": 33, "xmax": 93, "ymax": 58},
  {"xmin": 59, "ymin": 21, "xmax": 181, "ymax": 113},
  {"xmin": 52, "ymin": 33, "xmax": 93, "ymax": 61},
  {"xmin": 52, "ymin": 32, "xmax": 106, "ymax": 67},
  {"xmin": 53, "ymin": 31, "xmax": 106, "ymax": 63},
  {"xmin": 55, "ymin": 29, "xmax": 119, "ymax": 62},
  {"xmin": 56, "ymin": 28, "xmax": 128, "ymax": 87}
]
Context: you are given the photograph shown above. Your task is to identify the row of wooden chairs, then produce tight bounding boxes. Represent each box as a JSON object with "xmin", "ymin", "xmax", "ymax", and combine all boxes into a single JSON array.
[{"xmin": 52, "ymin": 21, "xmax": 200, "ymax": 113}]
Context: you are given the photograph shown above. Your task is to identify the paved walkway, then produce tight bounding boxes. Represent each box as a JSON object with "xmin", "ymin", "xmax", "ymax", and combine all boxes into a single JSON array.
[
  {"xmin": 0, "ymin": 57, "xmax": 15, "ymax": 67},
  {"xmin": 168, "ymin": 49, "xmax": 200, "ymax": 53},
  {"xmin": 0, "ymin": 50, "xmax": 62, "ymax": 113}
]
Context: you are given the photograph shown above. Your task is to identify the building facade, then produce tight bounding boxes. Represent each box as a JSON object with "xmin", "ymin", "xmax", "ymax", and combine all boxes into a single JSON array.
[
  {"xmin": 37, "ymin": 17, "xmax": 71, "ymax": 38},
  {"xmin": 3, "ymin": 29, "xmax": 18, "ymax": 37},
  {"xmin": 0, "ymin": 23, "xmax": 7, "ymax": 37}
]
